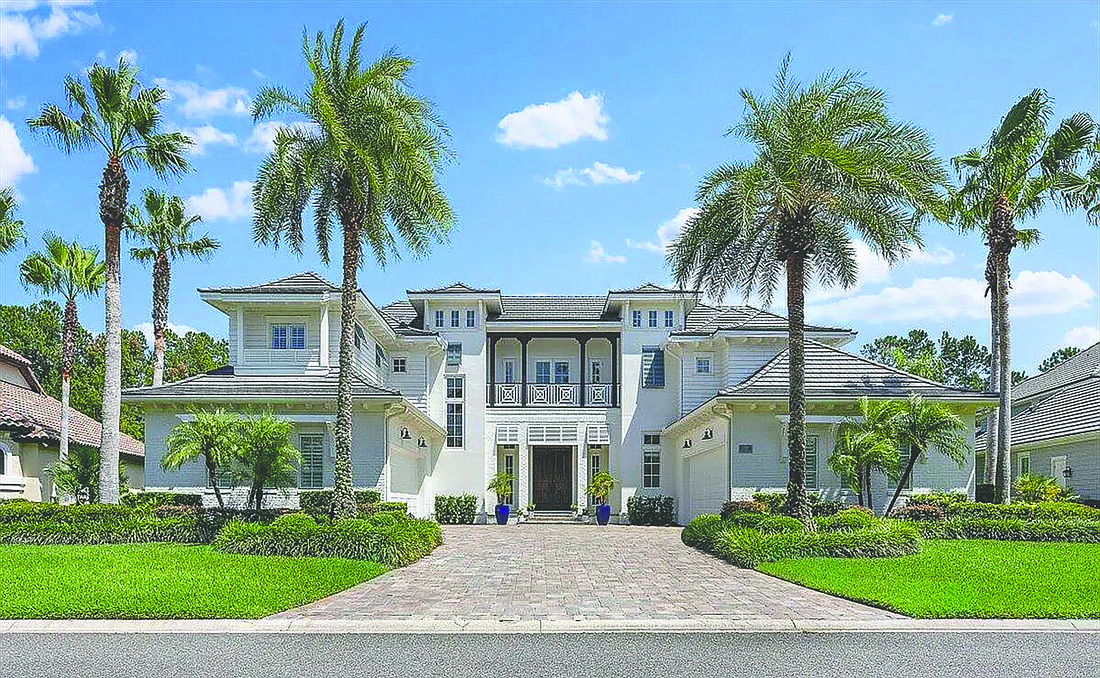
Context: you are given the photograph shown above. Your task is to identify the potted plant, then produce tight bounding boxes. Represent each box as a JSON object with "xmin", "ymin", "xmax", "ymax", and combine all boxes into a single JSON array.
[
  {"xmin": 487, "ymin": 472, "xmax": 515, "ymax": 525},
  {"xmin": 586, "ymin": 472, "xmax": 618, "ymax": 525}
]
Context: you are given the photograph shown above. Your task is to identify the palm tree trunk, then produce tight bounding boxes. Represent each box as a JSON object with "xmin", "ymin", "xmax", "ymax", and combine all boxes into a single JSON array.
[
  {"xmin": 783, "ymin": 254, "xmax": 812, "ymax": 526},
  {"xmin": 865, "ymin": 466, "xmax": 873, "ymax": 512},
  {"xmin": 331, "ymin": 183, "xmax": 362, "ymax": 521},
  {"xmin": 886, "ymin": 448, "xmax": 920, "ymax": 516},
  {"xmin": 995, "ymin": 255, "xmax": 1013, "ymax": 503},
  {"xmin": 98, "ymin": 157, "xmax": 128, "ymax": 504},
  {"xmin": 206, "ymin": 456, "xmax": 224, "ymax": 509},
  {"xmin": 151, "ymin": 251, "xmax": 170, "ymax": 387},
  {"xmin": 59, "ymin": 298, "xmax": 77, "ymax": 477},
  {"xmin": 983, "ymin": 252, "xmax": 999, "ymax": 496}
]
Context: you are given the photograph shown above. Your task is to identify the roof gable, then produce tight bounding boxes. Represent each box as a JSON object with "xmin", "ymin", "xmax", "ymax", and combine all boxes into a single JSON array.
[
  {"xmin": 199, "ymin": 271, "xmax": 340, "ymax": 295},
  {"xmin": 406, "ymin": 282, "xmax": 501, "ymax": 295},
  {"xmin": 0, "ymin": 381, "xmax": 143, "ymax": 458}
]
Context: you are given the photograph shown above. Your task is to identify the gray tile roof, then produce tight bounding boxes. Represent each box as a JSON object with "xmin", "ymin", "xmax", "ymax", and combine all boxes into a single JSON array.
[
  {"xmin": 492, "ymin": 296, "xmax": 616, "ymax": 322},
  {"xmin": 122, "ymin": 368, "xmax": 398, "ymax": 400},
  {"xmin": 199, "ymin": 271, "xmax": 340, "ymax": 295},
  {"xmin": 378, "ymin": 300, "xmax": 436, "ymax": 336},
  {"xmin": 1006, "ymin": 377, "xmax": 1100, "ymax": 446},
  {"xmin": 406, "ymin": 282, "xmax": 501, "ymax": 295},
  {"xmin": 1013, "ymin": 342, "xmax": 1100, "ymax": 401},
  {"xmin": 720, "ymin": 340, "xmax": 992, "ymax": 400},
  {"xmin": 677, "ymin": 304, "xmax": 850, "ymax": 336},
  {"xmin": 608, "ymin": 282, "xmax": 695, "ymax": 294}
]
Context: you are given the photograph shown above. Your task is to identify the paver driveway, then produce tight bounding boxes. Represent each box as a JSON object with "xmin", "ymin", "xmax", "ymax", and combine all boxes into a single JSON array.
[{"xmin": 274, "ymin": 525, "xmax": 900, "ymax": 621}]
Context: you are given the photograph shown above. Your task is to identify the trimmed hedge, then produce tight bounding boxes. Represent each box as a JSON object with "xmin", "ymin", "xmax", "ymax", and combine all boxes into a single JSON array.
[
  {"xmin": 213, "ymin": 512, "xmax": 443, "ymax": 567},
  {"xmin": 626, "ymin": 495, "xmax": 676, "ymax": 526},
  {"xmin": 122, "ymin": 492, "xmax": 203, "ymax": 509},
  {"xmin": 712, "ymin": 522, "xmax": 921, "ymax": 568},
  {"xmin": 720, "ymin": 501, "xmax": 767, "ymax": 520},
  {"xmin": 0, "ymin": 504, "xmax": 217, "ymax": 545},
  {"xmin": 817, "ymin": 507, "xmax": 876, "ymax": 533},
  {"xmin": 359, "ymin": 501, "xmax": 409, "ymax": 517},
  {"xmin": 916, "ymin": 517, "xmax": 1100, "ymax": 543},
  {"xmin": 756, "ymin": 515, "xmax": 805, "ymax": 534},
  {"xmin": 434, "ymin": 494, "xmax": 477, "ymax": 524},
  {"xmin": 906, "ymin": 491, "xmax": 968, "ymax": 510},
  {"xmin": 892, "ymin": 504, "xmax": 945, "ymax": 522},
  {"xmin": 942, "ymin": 501, "xmax": 1100, "ymax": 522},
  {"xmin": 681, "ymin": 515, "xmax": 726, "ymax": 550},
  {"xmin": 748, "ymin": 491, "xmax": 853, "ymax": 517},
  {"xmin": 0, "ymin": 502, "xmax": 138, "ymax": 525},
  {"xmin": 299, "ymin": 490, "xmax": 382, "ymax": 516}
]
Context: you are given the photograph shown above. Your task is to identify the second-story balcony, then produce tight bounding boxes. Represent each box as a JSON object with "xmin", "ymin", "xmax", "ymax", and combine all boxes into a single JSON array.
[
  {"xmin": 493, "ymin": 382, "xmax": 618, "ymax": 407},
  {"xmin": 487, "ymin": 331, "xmax": 620, "ymax": 408}
]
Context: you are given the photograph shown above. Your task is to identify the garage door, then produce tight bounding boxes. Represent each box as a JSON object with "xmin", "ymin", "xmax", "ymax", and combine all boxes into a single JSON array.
[{"xmin": 688, "ymin": 448, "xmax": 727, "ymax": 518}]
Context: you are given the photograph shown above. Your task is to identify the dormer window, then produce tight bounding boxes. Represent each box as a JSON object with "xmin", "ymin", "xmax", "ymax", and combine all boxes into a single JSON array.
[
  {"xmin": 434, "ymin": 310, "xmax": 444, "ymax": 327},
  {"xmin": 271, "ymin": 324, "xmax": 305, "ymax": 350}
]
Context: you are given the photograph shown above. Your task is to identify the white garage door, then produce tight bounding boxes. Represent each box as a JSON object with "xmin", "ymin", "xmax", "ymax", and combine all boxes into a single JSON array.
[{"xmin": 688, "ymin": 448, "xmax": 727, "ymax": 518}]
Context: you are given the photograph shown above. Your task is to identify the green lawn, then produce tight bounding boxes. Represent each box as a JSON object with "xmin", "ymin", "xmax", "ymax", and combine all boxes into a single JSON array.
[
  {"xmin": 757, "ymin": 540, "xmax": 1100, "ymax": 619},
  {"xmin": 0, "ymin": 543, "xmax": 387, "ymax": 619}
]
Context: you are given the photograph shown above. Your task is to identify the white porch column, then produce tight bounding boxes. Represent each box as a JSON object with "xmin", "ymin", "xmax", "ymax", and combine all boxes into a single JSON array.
[
  {"xmin": 235, "ymin": 307, "xmax": 245, "ymax": 365},
  {"xmin": 319, "ymin": 297, "xmax": 330, "ymax": 367},
  {"xmin": 577, "ymin": 443, "xmax": 588, "ymax": 511},
  {"xmin": 517, "ymin": 426, "xmax": 529, "ymax": 510}
]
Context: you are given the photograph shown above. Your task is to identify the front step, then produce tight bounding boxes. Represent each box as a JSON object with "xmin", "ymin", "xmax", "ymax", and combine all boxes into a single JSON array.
[{"xmin": 525, "ymin": 511, "xmax": 577, "ymax": 524}]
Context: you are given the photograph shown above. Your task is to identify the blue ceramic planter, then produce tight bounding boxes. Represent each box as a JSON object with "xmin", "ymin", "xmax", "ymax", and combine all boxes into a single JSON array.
[
  {"xmin": 495, "ymin": 504, "xmax": 510, "ymax": 525},
  {"xmin": 595, "ymin": 503, "xmax": 612, "ymax": 525}
]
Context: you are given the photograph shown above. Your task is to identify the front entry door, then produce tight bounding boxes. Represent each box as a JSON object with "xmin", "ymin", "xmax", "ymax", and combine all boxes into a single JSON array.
[{"xmin": 532, "ymin": 446, "xmax": 573, "ymax": 510}]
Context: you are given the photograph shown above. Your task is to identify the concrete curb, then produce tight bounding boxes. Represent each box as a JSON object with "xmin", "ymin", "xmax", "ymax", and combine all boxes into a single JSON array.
[{"xmin": 1, "ymin": 618, "xmax": 1097, "ymax": 634}]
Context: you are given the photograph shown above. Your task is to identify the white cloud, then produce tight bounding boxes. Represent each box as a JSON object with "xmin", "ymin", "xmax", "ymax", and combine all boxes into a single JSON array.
[
  {"xmin": 132, "ymin": 321, "xmax": 198, "ymax": 343},
  {"xmin": 1, "ymin": 1, "xmax": 101, "ymax": 59},
  {"xmin": 251, "ymin": 68, "xmax": 265, "ymax": 79},
  {"xmin": 583, "ymin": 240, "xmax": 626, "ymax": 264},
  {"xmin": 496, "ymin": 91, "xmax": 609, "ymax": 149},
  {"xmin": 809, "ymin": 270, "xmax": 1095, "ymax": 323},
  {"xmin": 243, "ymin": 120, "xmax": 316, "ymax": 153},
  {"xmin": 185, "ymin": 181, "xmax": 252, "ymax": 222},
  {"xmin": 542, "ymin": 161, "xmax": 642, "ymax": 189},
  {"xmin": 180, "ymin": 124, "xmax": 237, "ymax": 155},
  {"xmin": 154, "ymin": 77, "xmax": 250, "ymax": 118},
  {"xmin": 907, "ymin": 244, "xmax": 956, "ymax": 266},
  {"xmin": 5, "ymin": 96, "xmax": 26, "ymax": 110},
  {"xmin": 626, "ymin": 207, "xmax": 698, "ymax": 253},
  {"xmin": 0, "ymin": 116, "xmax": 37, "ymax": 189},
  {"xmin": 1063, "ymin": 325, "xmax": 1100, "ymax": 349},
  {"xmin": 932, "ymin": 13, "xmax": 953, "ymax": 26}
]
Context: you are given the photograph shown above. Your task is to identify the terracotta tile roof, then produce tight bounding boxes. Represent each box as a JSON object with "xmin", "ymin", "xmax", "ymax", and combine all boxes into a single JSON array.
[
  {"xmin": 0, "ymin": 381, "xmax": 144, "ymax": 458},
  {"xmin": 0, "ymin": 344, "xmax": 42, "ymax": 392}
]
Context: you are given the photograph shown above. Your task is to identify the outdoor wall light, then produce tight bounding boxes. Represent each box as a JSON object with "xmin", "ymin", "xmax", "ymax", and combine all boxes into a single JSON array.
[
  {"xmin": 702, "ymin": 428, "xmax": 714, "ymax": 441},
  {"xmin": 400, "ymin": 427, "xmax": 411, "ymax": 440},
  {"xmin": 1063, "ymin": 467, "xmax": 1073, "ymax": 479},
  {"xmin": 682, "ymin": 439, "xmax": 692, "ymax": 449},
  {"xmin": 418, "ymin": 437, "xmax": 427, "ymax": 448}
]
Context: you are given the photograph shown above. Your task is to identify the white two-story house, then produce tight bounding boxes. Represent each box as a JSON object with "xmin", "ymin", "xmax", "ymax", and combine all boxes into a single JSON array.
[{"xmin": 123, "ymin": 272, "xmax": 996, "ymax": 522}]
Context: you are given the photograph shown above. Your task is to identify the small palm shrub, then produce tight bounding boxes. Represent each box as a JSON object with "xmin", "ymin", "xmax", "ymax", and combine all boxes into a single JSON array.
[
  {"xmin": 1014, "ymin": 474, "xmax": 1074, "ymax": 503},
  {"xmin": 817, "ymin": 507, "xmax": 877, "ymax": 533},
  {"xmin": 627, "ymin": 495, "xmax": 676, "ymax": 526},
  {"xmin": 720, "ymin": 501, "xmax": 767, "ymax": 520},
  {"xmin": 434, "ymin": 494, "xmax": 478, "ymax": 524}
]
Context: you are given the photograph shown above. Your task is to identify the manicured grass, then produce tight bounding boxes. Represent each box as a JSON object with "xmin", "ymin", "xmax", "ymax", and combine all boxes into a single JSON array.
[
  {"xmin": 757, "ymin": 540, "xmax": 1100, "ymax": 619},
  {"xmin": 0, "ymin": 543, "xmax": 386, "ymax": 619}
]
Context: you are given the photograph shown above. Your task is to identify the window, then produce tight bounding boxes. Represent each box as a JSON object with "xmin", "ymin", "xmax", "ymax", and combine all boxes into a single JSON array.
[
  {"xmin": 648, "ymin": 310, "xmax": 658, "ymax": 328},
  {"xmin": 642, "ymin": 346, "xmax": 665, "ymax": 388},
  {"xmin": 466, "ymin": 309, "xmax": 477, "ymax": 328},
  {"xmin": 393, "ymin": 357, "xmax": 407, "ymax": 373},
  {"xmin": 503, "ymin": 359, "xmax": 515, "ymax": 384},
  {"xmin": 642, "ymin": 433, "xmax": 661, "ymax": 446},
  {"xmin": 450, "ymin": 309, "xmax": 460, "ymax": 327},
  {"xmin": 738, "ymin": 444, "xmax": 754, "ymax": 455},
  {"xmin": 375, "ymin": 344, "xmax": 387, "ymax": 370},
  {"xmin": 804, "ymin": 435, "xmax": 819, "ymax": 489},
  {"xmin": 446, "ymin": 376, "xmax": 464, "ymax": 399},
  {"xmin": 588, "ymin": 451, "xmax": 602, "ymax": 504},
  {"xmin": 503, "ymin": 453, "xmax": 515, "ymax": 504},
  {"xmin": 696, "ymin": 357, "xmax": 711, "ymax": 374},
  {"xmin": 1020, "ymin": 455, "xmax": 1031, "ymax": 476},
  {"xmin": 590, "ymin": 360, "xmax": 602, "ymax": 384},
  {"xmin": 299, "ymin": 433, "xmax": 324, "ymax": 489},
  {"xmin": 643, "ymin": 448, "xmax": 661, "ymax": 488},
  {"xmin": 446, "ymin": 342, "xmax": 462, "ymax": 366},
  {"xmin": 271, "ymin": 323, "xmax": 305, "ymax": 350},
  {"xmin": 434, "ymin": 310, "xmax": 444, "ymax": 327},
  {"xmin": 354, "ymin": 323, "xmax": 366, "ymax": 350},
  {"xmin": 631, "ymin": 310, "xmax": 642, "ymax": 328},
  {"xmin": 665, "ymin": 310, "xmax": 674, "ymax": 328},
  {"xmin": 554, "ymin": 361, "xmax": 570, "ymax": 384},
  {"xmin": 446, "ymin": 403, "xmax": 464, "ymax": 447},
  {"xmin": 535, "ymin": 360, "xmax": 551, "ymax": 384}
]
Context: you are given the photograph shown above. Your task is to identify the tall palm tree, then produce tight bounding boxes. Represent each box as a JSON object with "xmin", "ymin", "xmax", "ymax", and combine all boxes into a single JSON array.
[
  {"xmin": 951, "ymin": 90, "xmax": 1095, "ymax": 503},
  {"xmin": 0, "ymin": 188, "xmax": 26, "ymax": 254},
  {"xmin": 19, "ymin": 236, "xmax": 106, "ymax": 473},
  {"xmin": 163, "ymin": 409, "xmax": 240, "ymax": 508},
  {"xmin": 251, "ymin": 21, "xmax": 454, "ymax": 520},
  {"xmin": 828, "ymin": 397, "xmax": 899, "ymax": 510},
  {"xmin": 885, "ymin": 394, "xmax": 970, "ymax": 516},
  {"xmin": 668, "ymin": 57, "xmax": 946, "ymax": 524},
  {"xmin": 127, "ymin": 188, "xmax": 219, "ymax": 387},
  {"xmin": 28, "ymin": 57, "xmax": 192, "ymax": 504}
]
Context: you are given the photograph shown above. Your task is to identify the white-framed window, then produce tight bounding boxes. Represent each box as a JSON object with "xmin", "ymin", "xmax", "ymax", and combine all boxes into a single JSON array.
[
  {"xmin": 588, "ymin": 450, "xmax": 603, "ymax": 504},
  {"xmin": 631, "ymin": 310, "xmax": 642, "ymax": 328},
  {"xmin": 1020, "ymin": 455, "xmax": 1031, "ymax": 476},
  {"xmin": 0, "ymin": 443, "xmax": 10, "ymax": 476},
  {"xmin": 664, "ymin": 310, "xmax": 674, "ymax": 328},
  {"xmin": 642, "ymin": 432, "xmax": 661, "ymax": 445},
  {"xmin": 446, "ymin": 375, "xmax": 464, "ymax": 449},
  {"xmin": 738, "ymin": 444, "xmax": 754, "ymax": 454},
  {"xmin": 554, "ymin": 361, "xmax": 570, "ymax": 384},
  {"xmin": 393, "ymin": 357, "xmax": 407, "ymax": 373},
  {"xmin": 446, "ymin": 342, "xmax": 462, "ymax": 366},
  {"xmin": 446, "ymin": 376, "xmax": 464, "ymax": 399},
  {"xmin": 642, "ymin": 346, "xmax": 665, "ymax": 388},
  {"xmin": 642, "ymin": 433, "xmax": 661, "ymax": 488},
  {"xmin": 375, "ymin": 344, "xmax": 387, "ymax": 370},
  {"xmin": 535, "ymin": 360, "xmax": 551, "ymax": 384},
  {"xmin": 503, "ymin": 358, "xmax": 516, "ymax": 384},
  {"xmin": 805, "ymin": 435, "xmax": 819, "ymax": 490},
  {"xmin": 696, "ymin": 357, "xmax": 711, "ymax": 374},
  {"xmin": 466, "ymin": 309, "xmax": 477, "ymax": 328},
  {"xmin": 299, "ymin": 433, "xmax": 324, "ymax": 489},
  {"xmin": 434, "ymin": 310, "xmax": 444, "ymax": 327},
  {"xmin": 503, "ymin": 453, "xmax": 515, "ymax": 504},
  {"xmin": 271, "ymin": 323, "xmax": 305, "ymax": 350},
  {"xmin": 648, "ymin": 310, "xmax": 658, "ymax": 328},
  {"xmin": 450, "ymin": 309, "xmax": 460, "ymax": 327},
  {"xmin": 590, "ymin": 360, "xmax": 602, "ymax": 383},
  {"xmin": 354, "ymin": 323, "xmax": 366, "ymax": 350}
]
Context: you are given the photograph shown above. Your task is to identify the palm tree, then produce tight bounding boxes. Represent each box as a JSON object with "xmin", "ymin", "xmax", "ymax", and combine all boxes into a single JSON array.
[
  {"xmin": 20, "ymin": 236, "xmax": 106, "ymax": 476},
  {"xmin": 235, "ymin": 413, "xmax": 300, "ymax": 513},
  {"xmin": 885, "ymin": 394, "xmax": 970, "ymax": 516},
  {"xmin": 28, "ymin": 57, "xmax": 192, "ymax": 504},
  {"xmin": 0, "ymin": 188, "xmax": 26, "ymax": 254},
  {"xmin": 668, "ymin": 57, "xmax": 946, "ymax": 524},
  {"xmin": 828, "ymin": 397, "xmax": 899, "ymax": 510},
  {"xmin": 951, "ymin": 90, "xmax": 1095, "ymax": 503},
  {"xmin": 162, "ymin": 409, "xmax": 240, "ymax": 508},
  {"xmin": 251, "ymin": 22, "xmax": 454, "ymax": 520},
  {"xmin": 127, "ymin": 188, "xmax": 219, "ymax": 387}
]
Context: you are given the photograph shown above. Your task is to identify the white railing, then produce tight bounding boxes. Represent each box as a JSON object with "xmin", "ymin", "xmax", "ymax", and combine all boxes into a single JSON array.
[
  {"xmin": 527, "ymin": 383, "xmax": 579, "ymax": 406},
  {"xmin": 496, "ymin": 383, "xmax": 521, "ymax": 406},
  {"xmin": 493, "ymin": 382, "xmax": 615, "ymax": 407},
  {"xmin": 586, "ymin": 383, "xmax": 611, "ymax": 406}
]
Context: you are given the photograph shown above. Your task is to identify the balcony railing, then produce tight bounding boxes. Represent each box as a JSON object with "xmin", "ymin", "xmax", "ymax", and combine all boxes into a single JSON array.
[{"xmin": 492, "ymin": 383, "xmax": 616, "ymax": 407}]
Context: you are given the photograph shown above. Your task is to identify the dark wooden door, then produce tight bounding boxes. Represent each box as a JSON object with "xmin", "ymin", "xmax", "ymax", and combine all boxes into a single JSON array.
[{"xmin": 532, "ymin": 446, "xmax": 572, "ymax": 510}]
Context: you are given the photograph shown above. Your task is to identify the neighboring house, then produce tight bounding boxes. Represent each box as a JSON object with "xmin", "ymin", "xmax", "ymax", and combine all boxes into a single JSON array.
[
  {"xmin": 123, "ymin": 272, "xmax": 994, "ymax": 521},
  {"xmin": 0, "ymin": 344, "xmax": 145, "ymax": 501},
  {"xmin": 977, "ymin": 342, "xmax": 1099, "ymax": 500}
]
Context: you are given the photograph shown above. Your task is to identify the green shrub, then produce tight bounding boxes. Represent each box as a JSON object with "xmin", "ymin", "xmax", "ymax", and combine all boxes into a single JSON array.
[
  {"xmin": 818, "ymin": 507, "xmax": 877, "ymax": 532},
  {"xmin": 434, "ymin": 494, "xmax": 478, "ymax": 524},
  {"xmin": 907, "ymin": 491, "xmax": 968, "ymax": 510},
  {"xmin": 750, "ymin": 491, "xmax": 829, "ymax": 516},
  {"xmin": 756, "ymin": 515, "xmax": 805, "ymax": 534},
  {"xmin": 711, "ymin": 522, "xmax": 921, "ymax": 568},
  {"xmin": 724, "ymin": 512, "xmax": 769, "ymax": 529},
  {"xmin": 359, "ymin": 501, "xmax": 409, "ymax": 517},
  {"xmin": 298, "ymin": 490, "xmax": 382, "ymax": 516},
  {"xmin": 0, "ymin": 502, "xmax": 141, "ymax": 525},
  {"xmin": 213, "ymin": 513, "xmax": 443, "ymax": 567},
  {"xmin": 122, "ymin": 492, "xmax": 203, "ymax": 509},
  {"xmin": 752, "ymin": 492, "xmax": 788, "ymax": 514},
  {"xmin": 945, "ymin": 501, "xmax": 1100, "ymax": 522},
  {"xmin": 892, "ymin": 503, "xmax": 945, "ymax": 521},
  {"xmin": 720, "ymin": 501, "xmax": 767, "ymax": 520},
  {"xmin": 626, "ymin": 495, "xmax": 676, "ymax": 526},
  {"xmin": 681, "ymin": 514, "xmax": 726, "ymax": 550},
  {"xmin": 812, "ymin": 500, "xmax": 850, "ymax": 517},
  {"xmin": 0, "ymin": 515, "xmax": 215, "ymax": 545},
  {"xmin": 1014, "ymin": 474, "xmax": 1073, "ymax": 503},
  {"xmin": 917, "ymin": 517, "xmax": 1100, "ymax": 543}
]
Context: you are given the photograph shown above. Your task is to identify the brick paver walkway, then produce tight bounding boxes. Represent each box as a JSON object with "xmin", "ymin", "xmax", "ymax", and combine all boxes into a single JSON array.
[{"xmin": 273, "ymin": 525, "xmax": 901, "ymax": 620}]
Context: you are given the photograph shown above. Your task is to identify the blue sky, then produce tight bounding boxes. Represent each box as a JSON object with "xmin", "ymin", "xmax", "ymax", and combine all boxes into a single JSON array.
[{"xmin": 1, "ymin": 1, "xmax": 1098, "ymax": 375}]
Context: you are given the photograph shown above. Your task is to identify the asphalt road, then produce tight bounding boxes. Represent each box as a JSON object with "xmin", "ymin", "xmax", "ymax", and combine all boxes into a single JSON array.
[{"xmin": 2, "ymin": 632, "xmax": 1095, "ymax": 678}]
